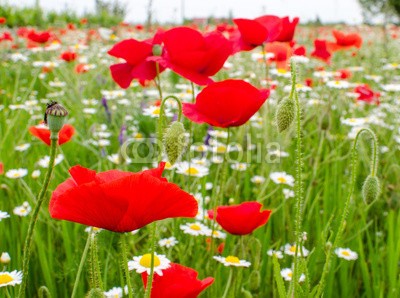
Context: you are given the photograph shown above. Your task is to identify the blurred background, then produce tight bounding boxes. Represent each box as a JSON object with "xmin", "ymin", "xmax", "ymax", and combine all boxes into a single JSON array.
[{"xmin": 0, "ymin": 0, "xmax": 399, "ymax": 27}]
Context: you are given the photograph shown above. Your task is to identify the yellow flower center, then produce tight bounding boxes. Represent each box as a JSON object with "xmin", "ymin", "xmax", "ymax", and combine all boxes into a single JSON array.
[
  {"xmin": 0, "ymin": 273, "xmax": 13, "ymax": 284},
  {"xmin": 287, "ymin": 272, "xmax": 293, "ymax": 278},
  {"xmin": 289, "ymin": 246, "xmax": 296, "ymax": 253},
  {"xmin": 152, "ymin": 108, "xmax": 160, "ymax": 115},
  {"xmin": 135, "ymin": 133, "xmax": 143, "ymax": 139},
  {"xmin": 341, "ymin": 251, "xmax": 350, "ymax": 256},
  {"xmin": 225, "ymin": 256, "xmax": 240, "ymax": 264},
  {"xmin": 190, "ymin": 224, "xmax": 201, "ymax": 231},
  {"xmin": 217, "ymin": 146, "xmax": 226, "ymax": 153},
  {"xmin": 391, "ymin": 63, "xmax": 398, "ymax": 67},
  {"xmin": 139, "ymin": 254, "xmax": 161, "ymax": 268},
  {"xmin": 277, "ymin": 177, "xmax": 287, "ymax": 183},
  {"xmin": 185, "ymin": 167, "xmax": 199, "ymax": 175},
  {"xmin": 277, "ymin": 69, "xmax": 287, "ymax": 74},
  {"xmin": 334, "ymin": 81, "xmax": 341, "ymax": 85},
  {"xmin": 296, "ymin": 83, "xmax": 303, "ymax": 88},
  {"xmin": 164, "ymin": 162, "xmax": 172, "ymax": 169},
  {"xmin": 13, "ymin": 173, "xmax": 20, "ymax": 178}
]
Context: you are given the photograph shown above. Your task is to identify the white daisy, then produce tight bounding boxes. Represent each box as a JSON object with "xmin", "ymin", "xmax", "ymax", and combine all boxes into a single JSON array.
[
  {"xmin": 143, "ymin": 105, "xmax": 173, "ymax": 118},
  {"xmin": 180, "ymin": 222, "xmax": 211, "ymax": 236},
  {"xmin": 207, "ymin": 229, "xmax": 227, "ymax": 239},
  {"xmin": 230, "ymin": 163, "xmax": 248, "ymax": 171},
  {"xmin": 37, "ymin": 154, "xmax": 64, "ymax": 168},
  {"xmin": 0, "ymin": 211, "xmax": 10, "ymax": 221},
  {"xmin": 5, "ymin": 169, "xmax": 28, "ymax": 179},
  {"xmin": 267, "ymin": 249, "xmax": 283, "ymax": 259},
  {"xmin": 31, "ymin": 170, "xmax": 41, "ymax": 179},
  {"xmin": 104, "ymin": 286, "xmax": 123, "ymax": 298},
  {"xmin": 213, "ymin": 255, "xmax": 251, "ymax": 267},
  {"xmin": 128, "ymin": 253, "xmax": 171, "ymax": 276},
  {"xmin": 270, "ymin": 172, "xmax": 295, "ymax": 187},
  {"xmin": 208, "ymin": 130, "xmax": 228, "ymax": 138},
  {"xmin": 280, "ymin": 268, "xmax": 306, "ymax": 282},
  {"xmin": 326, "ymin": 80, "xmax": 351, "ymax": 89},
  {"xmin": 175, "ymin": 162, "xmax": 209, "ymax": 177},
  {"xmin": 15, "ymin": 143, "xmax": 31, "ymax": 152},
  {"xmin": 158, "ymin": 237, "xmax": 178, "ymax": 248},
  {"xmin": 335, "ymin": 248, "xmax": 358, "ymax": 261},
  {"xmin": 0, "ymin": 270, "xmax": 23, "ymax": 287},
  {"xmin": 13, "ymin": 202, "xmax": 32, "ymax": 217},
  {"xmin": 251, "ymin": 176, "xmax": 266, "ymax": 184},
  {"xmin": 341, "ymin": 117, "xmax": 367, "ymax": 127},
  {"xmin": 283, "ymin": 243, "xmax": 310, "ymax": 257},
  {"xmin": 283, "ymin": 188, "xmax": 295, "ymax": 199}
]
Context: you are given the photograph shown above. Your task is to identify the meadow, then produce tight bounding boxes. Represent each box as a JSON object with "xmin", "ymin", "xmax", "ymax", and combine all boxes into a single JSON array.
[{"xmin": 0, "ymin": 16, "xmax": 399, "ymax": 298}]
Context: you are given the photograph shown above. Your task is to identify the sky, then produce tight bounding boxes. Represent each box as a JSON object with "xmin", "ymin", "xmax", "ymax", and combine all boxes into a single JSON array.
[{"xmin": 8, "ymin": 0, "xmax": 365, "ymax": 24}]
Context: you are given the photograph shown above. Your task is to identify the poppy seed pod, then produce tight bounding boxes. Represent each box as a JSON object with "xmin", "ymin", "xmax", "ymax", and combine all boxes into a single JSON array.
[
  {"xmin": 276, "ymin": 98, "xmax": 295, "ymax": 132},
  {"xmin": 45, "ymin": 102, "xmax": 68, "ymax": 136},
  {"xmin": 249, "ymin": 270, "xmax": 261, "ymax": 290},
  {"xmin": 362, "ymin": 175, "xmax": 380, "ymax": 204},
  {"xmin": 163, "ymin": 121, "xmax": 186, "ymax": 165},
  {"xmin": 152, "ymin": 44, "xmax": 162, "ymax": 56}
]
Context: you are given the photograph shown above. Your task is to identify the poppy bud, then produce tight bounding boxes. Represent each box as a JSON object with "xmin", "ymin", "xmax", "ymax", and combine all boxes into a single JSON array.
[
  {"xmin": 45, "ymin": 102, "xmax": 68, "ymax": 138},
  {"xmin": 276, "ymin": 98, "xmax": 295, "ymax": 132},
  {"xmin": 163, "ymin": 122, "xmax": 186, "ymax": 165},
  {"xmin": 224, "ymin": 176, "xmax": 236, "ymax": 197},
  {"xmin": 86, "ymin": 288, "xmax": 103, "ymax": 298},
  {"xmin": 152, "ymin": 44, "xmax": 162, "ymax": 56},
  {"xmin": 249, "ymin": 270, "xmax": 261, "ymax": 291},
  {"xmin": 362, "ymin": 175, "xmax": 380, "ymax": 204},
  {"xmin": 241, "ymin": 288, "xmax": 253, "ymax": 298}
]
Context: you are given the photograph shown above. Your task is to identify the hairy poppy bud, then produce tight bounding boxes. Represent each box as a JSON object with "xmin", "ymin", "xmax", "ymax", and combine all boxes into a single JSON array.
[
  {"xmin": 45, "ymin": 101, "xmax": 68, "ymax": 138},
  {"xmin": 276, "ymin": 98, "xmax": 295, "ymax": 132},
  {"xmin": 163, "ymin": 121, "xmax": 186, "ymax": 165},
  {"xmin": 152, "ymin": 44, "xmax": 162, "ymax": 56},
  {"xmin": 362, "ymin": 175, "xmax": 380, "ymax": 204},
  {"xmin": 86, "ymin": 288, "xmax": 103, "ymax": 298},
  {"xmin": 224, "ymin": 176, "xmax": 236, "ymax": 197},
  {"xmin": 241, "ymin": 288, "xmax": 253, "ymax": 298},
  {"xmin": 249, "ymin": 270, "xmax": 261, "ymax": 291}
]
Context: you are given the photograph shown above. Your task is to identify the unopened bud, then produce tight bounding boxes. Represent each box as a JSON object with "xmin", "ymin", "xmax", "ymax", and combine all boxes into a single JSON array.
[
  {"xmin": 152, "ymin": 44, "xmax": 162, "ymax": 56},
  {"xmin": 241, "ymin": 288, "xmax": 253, "ymax": 298},
  {"xmin": 0, "ymin": 252, "xmax": 10, "ymax": 264},
  {"xmin": 45, "ymin": 101, "xmax": 68, "ymax": 136},
  {"xmin": 224, "ymin": 176, "xmax": 236, "ymax": 197},
  {"xmin": 163, "ymin": 121, "xmax": 186, "ymax": 165},
  {"xmin": 276, "ymin": 98, "xmax": 295, "ymax": 132},
  {"xmin": 362, "ymin": 175, "xmax": 380, "ymax": 204},
  {"xmin": 249, "ymin": 270, "xmax": 261, "ymax": 291}
]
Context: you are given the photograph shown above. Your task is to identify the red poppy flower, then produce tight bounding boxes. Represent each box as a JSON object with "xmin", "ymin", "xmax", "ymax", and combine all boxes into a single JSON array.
[
  {"xmin": 0, "ymin": 17, "xmax": 6, "ymax": 25},
  {"xmin": 183, "ymin": 79, "xmax": 269, "ymax": 128},
  {"xmin": 354, "ymin": 84, "xmax": 379, "ymax": 104},
  {"xmin": 151, "ymin": 27, "xmax": 232, "ymax": 85},
  {"xmin": 0, "ymin": 162, "xmax": 3, "ymax": 175},
  {"xmin": 311, "ymin": 39, "xmax": 331, "ymax": 63},
  {"xmin": 29, "ymin": 123, "xmax": 75, "ymax": 146},
  {"xmin": 275, "ymin": 16, "xmax": 299, "ymax": 42},
  {"xmin": 108, "ymin": 32, "xmax": 165, "ymax": 88},
  {"xmin": 142, "ymin": 263, "xmax": 214, "ymax": 298},
  {"xmin": 293, "ymin": 45, "xmax": 306, "ymax": 56},
  {"xmin": 231, "ymin": 15, "xmax": 282, "ymax": 52},
  {"xmin": 60, "ymin": 51, "xmax": 77, "ymax": 62},
  {"xmin": 264, "ymin": 42, "xmax": 292, "ymax": 69},
  {"xmin": 27, "ymin": 30, "xmax": 51, "ymax": 44},
  {"xmin": 49, "ymin": 163, "xmax": 198, "ymax": 232},
  {"xmin": 335, "ymin": 69, "xmax": 352, "ymax": 80},
  {"xmin": 0, "ymin": 32, "xmax": 13, "ymax": 42},
  {"xmin": 75, "ymin": 63, "xmax": 90, "ymax": 73},
  {"xmin": 215, "ymin": 201, "xmax": 272, "ymax": 235},
  {"xmin": 328, "ymin": 30, "xmax": 362, "ymax": 51}
]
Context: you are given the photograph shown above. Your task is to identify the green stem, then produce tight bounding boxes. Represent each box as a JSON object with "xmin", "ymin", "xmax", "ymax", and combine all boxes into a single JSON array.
[
  {"xmin": 261, "ymin": 44, "xmax": 270, "ymax": 88},
  {"xmin": 18, "ymin": 134, "xmax": 58, "ymax": 298},
  {"xmin": 89, "ymin": 232, "xmax": 102, "ymax": 290},
  {"xmin": 71, "ymin": 232, "xmax": 92, "ymax": 298},
  {"xmin": 119, "ymin": 233, "xmax": 133, "ymax": 298},
  {"xmin": 222, "ymin": 268, "xmax": 234, "ymax": 298},
  {"xmin": 154, "ymin": 62, "xmax": 163, "ymax": 100},
  {"xmin": 144, "ymin": 223, "xmax": 157, "ymax": 298},
  {"xmin": 157, "ymin": 95, "xmax": 183, "ymax": 147},
  {"xmin": 316, "ymin": 128, "xmax": 378, "ymax": 296},
  {"xmin": 291, "ymin": 60, "xmax": 304, "ymax": 297}
]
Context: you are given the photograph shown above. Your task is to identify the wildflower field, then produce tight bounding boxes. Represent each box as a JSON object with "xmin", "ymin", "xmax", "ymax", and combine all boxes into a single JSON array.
[{"xmin": 0, "ymin": 13, "xmax": 399, "ymax": 298}]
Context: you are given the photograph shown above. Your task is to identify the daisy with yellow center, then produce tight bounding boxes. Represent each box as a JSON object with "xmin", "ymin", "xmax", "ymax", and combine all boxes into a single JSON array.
[
  {"xmin": 270, "ymin": 172, "xmax": 295, "ymax": 187},
  {"xmin": 5, "ymin": 169, "xmax": 28, "ymax": 179},
  {"xmin": 143, "ymin": 105, "xmax": 173, "ymax": 118},
  {"xmin": 280, "ymin": 268, "xmax": 306, "ymax": 282},
  {"xmin": 180, "ymin": 222, "xmax": 211, "ymax": 236},
  {"xmin": 13, "ymin": 202, "xmax": 31, "ymax": 217},
  {"xmin": 14, "ymin": 143, "xmax": 31, "ymax": 152},
  {"xmin": 158, "ymin": 236, "xmax": 178, "ymax": 248},
  {"xmin": 283, "ymin": 243, "xmax": 310, "ymax": 257},
  {"xmin": 128, "ymin": 253, "xmax": 171, "ymax": 276},
  {"xmin": 0, "ymin": 211, "xmax": 10, "ymax": 221},
  {"xmin": 0, "ymin": 270, "xmax": 23, "ymax": 287},
  {"xmin": 176, "ymin": 162, "xmax": 209, "ymax": 177},
  {"xmin": 335, "ymin": 248, "xmax": 358, "ymax": 260},
  {"xmin": 213, "ymin": 255, "xmax": 251, "ymax": 267}
]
